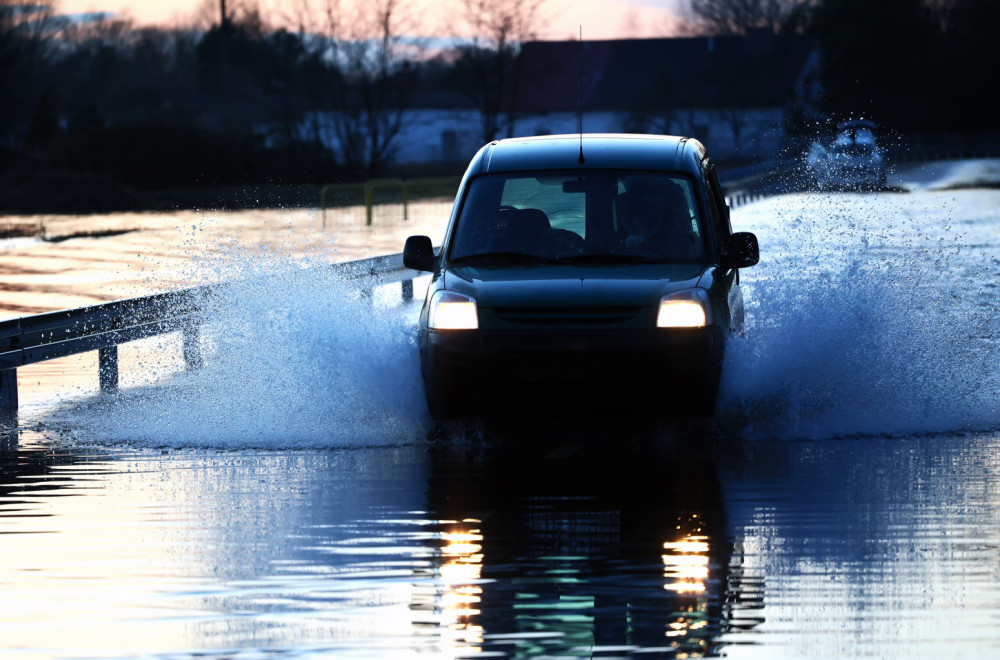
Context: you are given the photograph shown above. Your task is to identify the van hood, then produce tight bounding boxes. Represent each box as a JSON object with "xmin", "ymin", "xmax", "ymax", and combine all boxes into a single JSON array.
[{"xmin": 442, "ymin": 263, "xmax": 707, "ymax": 308}]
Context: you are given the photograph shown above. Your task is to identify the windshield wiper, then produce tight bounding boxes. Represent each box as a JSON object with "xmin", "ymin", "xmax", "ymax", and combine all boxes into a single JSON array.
[{"xmin": 450, "ymin": 251, "xmax": 563, "ymax": 265}]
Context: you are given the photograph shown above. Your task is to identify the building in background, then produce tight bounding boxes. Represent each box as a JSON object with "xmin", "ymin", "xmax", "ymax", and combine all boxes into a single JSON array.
[{"xmin": 306, "ymin": 31, "xmax": 822, "ymax": 168}]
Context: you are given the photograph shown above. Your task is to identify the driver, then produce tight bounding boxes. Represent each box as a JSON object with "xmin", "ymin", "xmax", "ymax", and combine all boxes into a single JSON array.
[{"xmin": 616, "ymin": 180, "xmax": 694, "ymax": 258}]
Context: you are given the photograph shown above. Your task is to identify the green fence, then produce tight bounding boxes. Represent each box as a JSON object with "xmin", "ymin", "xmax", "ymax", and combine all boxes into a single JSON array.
[{"xmin": 320, "ymin": 176, "xmax": 461, "ymax": 228}]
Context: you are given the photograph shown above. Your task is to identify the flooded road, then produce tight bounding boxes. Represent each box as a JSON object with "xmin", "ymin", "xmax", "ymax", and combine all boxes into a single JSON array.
[
  {"xmin": 0, "ymin": 200, "xmax": 451, "ymax": 316},
  {"xmin": 2, "ymin": 161, "xmax": 1000, "ymax": 658},
  {"xmin": 4, "ymin": 429, "xmax": 1000, "ymax": 658}
]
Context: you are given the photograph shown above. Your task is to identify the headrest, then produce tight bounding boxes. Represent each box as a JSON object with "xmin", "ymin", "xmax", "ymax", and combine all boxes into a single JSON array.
[{"xmin": 517, "ymin": 208, "xmax": 551, "ymax": 234}]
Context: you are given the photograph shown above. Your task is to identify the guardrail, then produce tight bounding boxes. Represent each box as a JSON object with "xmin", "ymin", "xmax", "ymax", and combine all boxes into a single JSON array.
[{"xmin": 0, "ymin": 252, "xmax": 425, "ymax": 431}]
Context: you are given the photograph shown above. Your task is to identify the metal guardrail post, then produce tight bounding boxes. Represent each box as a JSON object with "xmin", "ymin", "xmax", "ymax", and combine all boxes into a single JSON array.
[
  {"xmin": 99, "ymin": 346, "xmax": 119, "ymax": 391},
  {"xmin": 402, "ymin": 279, "xmax": 414, "ymax": 301},
  {"xmin": 364, "ymin": 184, "xmax": 374, "ymax": 226},
  {"xmin": 320, "ymin": 186, "xmax": 329, "ymax": 230},
  {"xmin": 363, "ymin": 179, "xmax": 406, "ymax": 226},
  {"xmin": 1, "ymin": 368, "xmax": 16, "ymax": 431},
  {"xmin": 402, "ymin": 182, "xmax": 410, "ymax": 221}
]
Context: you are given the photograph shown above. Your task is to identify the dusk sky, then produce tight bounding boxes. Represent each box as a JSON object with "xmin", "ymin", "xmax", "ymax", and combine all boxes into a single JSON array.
[{"xmin": 58, "ymin": 0, "xmax": 687, "ymax": 40}]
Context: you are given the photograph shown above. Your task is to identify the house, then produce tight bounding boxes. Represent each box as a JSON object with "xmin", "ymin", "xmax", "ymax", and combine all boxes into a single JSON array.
[
  {"xmin": 511, "ymin": 31, "xmax": 822, "ymax": 162},
  {"xmin": 308, "ymin": 31, "xmax": 821, "ymax": 168}
]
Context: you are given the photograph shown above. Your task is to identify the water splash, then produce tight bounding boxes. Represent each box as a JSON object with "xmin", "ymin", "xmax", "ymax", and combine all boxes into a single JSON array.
[
  {"xmin": 50, "ymin": 254, "xmax": 430, "ymax": 449},
  {"xmin": 38, "ymin": 188, "xmax": 1000, "ymax": 447},
  {"xmin": 718, "ymin": 190, "xmax": 1000, "ymax": 440}
]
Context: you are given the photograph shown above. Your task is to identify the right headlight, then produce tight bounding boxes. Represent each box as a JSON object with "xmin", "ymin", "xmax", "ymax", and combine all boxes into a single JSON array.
[
  {"xmin": 428, "ymin": 290, "xmax": 479, "ymax": 330},
  {"xmin": 657, "ymin": 289, "xmax": 712, "ymax": 328}
]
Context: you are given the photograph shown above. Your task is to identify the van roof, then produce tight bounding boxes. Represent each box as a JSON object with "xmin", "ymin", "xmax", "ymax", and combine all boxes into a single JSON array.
[{"xmin": 471, "ymin": 134, "xmax": 707, "ymax": 176}]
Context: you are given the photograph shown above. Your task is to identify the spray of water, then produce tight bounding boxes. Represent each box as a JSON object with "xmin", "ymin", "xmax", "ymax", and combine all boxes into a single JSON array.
[
  {"xmin": 40, "ymin": 187, "xmax": 1000, "ymax": 447},
  {"xmin": 50, "ymin": 251, "xmax": 431, "ymax": 449},
  {"xmin": 718, "ymin": 190, "xmax": 1000, "ymax": 440}
]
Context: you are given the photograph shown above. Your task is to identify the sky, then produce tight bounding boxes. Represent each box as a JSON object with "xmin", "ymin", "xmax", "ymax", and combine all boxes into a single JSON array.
[{"xmin": 57, "ymin": 0, "xmax": 688, "ymax": 41}]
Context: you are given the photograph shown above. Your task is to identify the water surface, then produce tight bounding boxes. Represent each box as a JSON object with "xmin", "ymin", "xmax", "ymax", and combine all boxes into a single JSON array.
[
  {"xmin": 2, "ymin": 170, "xmax": 1000, "ymax": 657},
  {"xmin": 3, "ymin": 429, "xmax": 1000, "ymax": 658}
]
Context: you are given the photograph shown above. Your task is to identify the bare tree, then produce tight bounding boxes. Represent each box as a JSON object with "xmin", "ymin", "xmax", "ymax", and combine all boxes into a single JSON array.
[
  {"xmin": 1, "ymin": 1, "xmax": 54, "ymax": 86},
  {"xmin": 272, "ymin": 0, "xmax": 342, "ymax": 161},
  {"xmin": 684, "ymin": 0, "xmax": 816, "ymax": 35},
  {"xmin": 287, "ymin": 0, "xmax": 421, "ymax": 175},
  {"xmin": 336, "ymin": 0, "xmax": 422, "ymax": 173},
  {"xmin": 456, "ymin": 0, "xmax": 548, "ymax": 143},
  {"xmin": 1, "ymin": 0, "xmax": 58, "ymax": 146},
  {"xmin": 189, "ymin": 0, "xmax": 223, "ymax": 31}
]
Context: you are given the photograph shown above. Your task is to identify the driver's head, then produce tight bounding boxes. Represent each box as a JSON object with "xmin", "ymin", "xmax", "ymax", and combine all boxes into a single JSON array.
[
  {"xmin": 622, "ymin": 194, "xmax": 661, "ymax": 237},
  {"xmin": 619, "ymin": 179, "xmax": 688, "ymax": 238}
]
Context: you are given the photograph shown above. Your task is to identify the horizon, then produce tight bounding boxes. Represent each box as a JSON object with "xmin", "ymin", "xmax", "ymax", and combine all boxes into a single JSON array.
[{"xmin": 57, "ymin": 0, "xmax": 687, "ymax": 41}]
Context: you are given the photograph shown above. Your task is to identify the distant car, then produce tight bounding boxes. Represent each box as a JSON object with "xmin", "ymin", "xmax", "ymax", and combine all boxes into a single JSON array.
[
  {"xmin": 806, "ymin": 119, "xmax": 888, "ymax": 190},
  {"xmin": 403, "ymin": 133, "xmax": 759, "ymax": 419}
]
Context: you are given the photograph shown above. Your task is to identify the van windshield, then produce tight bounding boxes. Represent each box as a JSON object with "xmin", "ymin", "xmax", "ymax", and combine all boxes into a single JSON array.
[{"xmin": 448, "ymin": 170, "xmax": 707, "ymax": 264}]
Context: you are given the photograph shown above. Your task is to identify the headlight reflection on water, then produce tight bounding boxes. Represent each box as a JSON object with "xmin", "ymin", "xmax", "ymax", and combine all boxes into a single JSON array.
[
  {"xmin": 438, "ymin": 519, "xmax": 485, "ymax": 652},
  {"xmin": 663, "ymin": 536, "xmax": 711, "ymax": 594},
  {"xmin": 662, "ymin": 514, "xmax": 713, "ymax": 650}
]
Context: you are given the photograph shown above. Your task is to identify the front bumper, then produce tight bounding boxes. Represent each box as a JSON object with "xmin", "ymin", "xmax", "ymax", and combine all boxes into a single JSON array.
[{"xmin": 421, "ymin": 326, "xmax": 724, "ymax": 413}]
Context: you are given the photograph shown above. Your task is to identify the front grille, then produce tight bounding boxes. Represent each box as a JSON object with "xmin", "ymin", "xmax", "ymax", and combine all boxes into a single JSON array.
[
  {"xmin": 492, "ymin": 306, "xmax": 642, "ymax": 327},
  {"xmin": 494, "ymin": 349, "xmax": 630, "ymax": 382}
]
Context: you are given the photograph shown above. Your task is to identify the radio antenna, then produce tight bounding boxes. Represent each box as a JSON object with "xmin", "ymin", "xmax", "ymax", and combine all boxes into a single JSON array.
[{"xmin": 578, "ymin": 25, "xmax": 585, "ymax": 164}]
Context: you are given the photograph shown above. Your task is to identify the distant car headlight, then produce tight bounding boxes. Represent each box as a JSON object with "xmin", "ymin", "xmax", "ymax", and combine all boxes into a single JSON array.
[
  {"xmin": 657, "ymin": 289, "xmax": 712, "ymax": 328},
  {"xmin": 428, "ymin": 290, "xmax": 479, "ymax": 330}
]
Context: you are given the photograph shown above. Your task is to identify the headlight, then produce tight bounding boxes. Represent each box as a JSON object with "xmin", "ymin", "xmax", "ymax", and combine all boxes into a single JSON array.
[
  {"xmin": 657, "ymin": 289, "xmax": 711, "ymax": 328},
  {"xmin": 428, "ymin": 290, "xmax": 478, "ymax": 330}
]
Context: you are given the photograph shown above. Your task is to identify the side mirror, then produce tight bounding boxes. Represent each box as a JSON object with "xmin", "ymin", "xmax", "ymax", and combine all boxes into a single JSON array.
[
  {"xmin": 403, "ymin": 235, "xmax": 435, "ymax": 272},
  {"xmin": 724, "ymin": 232, "xmax": 759, "ymax": 269}
]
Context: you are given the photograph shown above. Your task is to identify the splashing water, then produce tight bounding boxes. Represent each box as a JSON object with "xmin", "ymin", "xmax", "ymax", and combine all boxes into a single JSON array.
[
  {"xmin": 49, "ymin": 253, "xmax": 431, "ymax": 449},
  {"xmin": 37, "ymin": 188, "xmax": 1000, "ymax": 447},
  {"xmin": 719, "ymin": 189, "xmax": 1000, "ymax": 439}
]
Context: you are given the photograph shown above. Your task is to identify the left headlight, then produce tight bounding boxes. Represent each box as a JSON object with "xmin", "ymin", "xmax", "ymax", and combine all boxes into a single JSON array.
[
  {"xmin": 657, "ymin": 289, "xmax": 712, "ymax": 328},
  {"xmin": 428, "ymin": 290, "xmax": 479, "ymax": 330}
]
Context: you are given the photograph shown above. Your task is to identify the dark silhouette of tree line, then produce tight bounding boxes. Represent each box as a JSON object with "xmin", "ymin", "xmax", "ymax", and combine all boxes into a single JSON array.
[
  {"xmin": 0, "ymin": 0, "xmax": 996, "ymax": 213},
  {"xmin": 685, "ymin": 0, "xmax": 999, "ymax": 133},
  {"xmin": 0, "ymin": 0, "xmax": 550, "ymax": 211}
]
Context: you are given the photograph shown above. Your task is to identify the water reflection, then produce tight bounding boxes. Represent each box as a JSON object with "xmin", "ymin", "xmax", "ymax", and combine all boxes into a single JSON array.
[
  {"xmin": 0, "ymin": 441, "xmax": 438, "ymax": 657},
  {"xmin": 3, "ymin": 429, "xmax": 1000, "ymax": 658},
  {"xmin": 1, "ymin": 427, "xmax": 15, "ymax": 452},
  {"xmin": 423, "ymin": 425, "xmax": 749, "ymax": 657},
  {"xmin": 438, "ymin": 520, "xmax": 486, "ymax": 652},
  {"xmin": 663, "ymin": 525, "xmax": 710, "ymax": 594}
]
